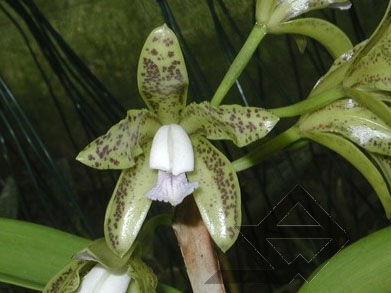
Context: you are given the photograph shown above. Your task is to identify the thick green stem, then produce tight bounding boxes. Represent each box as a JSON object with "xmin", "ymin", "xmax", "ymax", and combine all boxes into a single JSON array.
[
  {"xmin": 232, "ymin": 125, "xmax": 302, "ymax": 172},
  {"xmin": 270, "ymin": 87, "xmax": 345, "ymax": 117},
  {"xmin": 211, "ymin": 24, "xmax": 267, "ymax": 107}
]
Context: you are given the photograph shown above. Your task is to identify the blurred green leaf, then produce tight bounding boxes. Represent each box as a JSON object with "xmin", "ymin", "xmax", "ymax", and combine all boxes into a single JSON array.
[
  {"xmin": 0, "ymin": 218, "xmax": 90, "ymax": 290},
  {"xmin": 299, "ymin": 227, "xmax": 391, "ymax": 292}
]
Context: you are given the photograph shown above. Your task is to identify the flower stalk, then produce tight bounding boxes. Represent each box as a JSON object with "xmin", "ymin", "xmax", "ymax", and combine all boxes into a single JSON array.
[
  {"xmin": 210, "ymin": 23, "xmax": 267, "ymax": 107},
  {"xmin": 172, "ymin": 196, "xmax": 225, "ymax": 293}
]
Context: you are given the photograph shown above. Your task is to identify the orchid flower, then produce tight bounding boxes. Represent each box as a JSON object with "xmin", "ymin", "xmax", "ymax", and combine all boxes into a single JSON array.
[
  {"xmin": 43, "ymin": 239, "xmax": 156, "ymax": 293},
  {"xmin": 296, "ymin": 2, "xmax": 391, "ymax": 218},
  {"xmin": 76, "ymin": 24, "xmax": 279, "ymax": 257}
]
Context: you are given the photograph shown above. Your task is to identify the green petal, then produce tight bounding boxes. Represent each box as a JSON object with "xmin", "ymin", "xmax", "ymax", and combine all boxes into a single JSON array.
[
  {"xmin": 270, "ymin": 18, "xmax": 352, "ymax": 59},
  {"xmin": 299, "ymin": 99, "xmax": 391, "ymax": 156},
  {"xmin": 344, "ymin": 2, "xmax": 391, "ymax": 91},
  {"xmin": 43, "ymin": 260, "xmax": 92, "ymax": 293},
  {"xmin": 75, "ymin": 238, "xmax": 134, "ymax": 270},
  {"xmin": 266, "ymin": 0, "xmax": 351, "ymax": 26},
  {"xmin": 188, "ymin": 136, "xmax": 241, "ymax": 252},
  {"xmin": 104, "ymin": 150, "xmax": 156, "ymax": 257},
  {"xmin": 309, "ymin": 41, "xmax": 367, "ymax": 97},
  {"xmin": 137, "ymin": 24, "xmax": 189, "ymax": 124},
  {"xmin": 303, "ymin": 131, "xmax": 391, "ymax": 218},
  {"xmin": 181, "ymin": 102, "xmax": 279, "ymax": 147},
  {"xmin": 76, "ymin": 109, "xmax": 160, "ymax": 170}
]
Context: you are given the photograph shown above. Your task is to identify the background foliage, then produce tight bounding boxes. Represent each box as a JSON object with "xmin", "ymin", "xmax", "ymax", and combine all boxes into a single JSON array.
[{"xmin": 0, "ymin": 0, "xmax": 390, "ymax": 291}]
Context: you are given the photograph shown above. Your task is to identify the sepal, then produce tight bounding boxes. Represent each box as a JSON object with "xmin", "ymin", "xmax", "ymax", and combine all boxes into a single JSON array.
[
  {"xmin": 181, "ymin": 102, "xmax": 279, "ymax": 147},
  {"xmin": 104, "ymin": 151, "xmax": 155, "ymax": 257},
  {"xmin": 76, "ymin": 110, "xmax": 160, "ymax": 170},
  {"xmin": 188, "ymin": 136, "xmax": 241, "ymax": 252},
  {"xmin": 137, "ymin": 24, "xmax": 189, "ymax": 124}
]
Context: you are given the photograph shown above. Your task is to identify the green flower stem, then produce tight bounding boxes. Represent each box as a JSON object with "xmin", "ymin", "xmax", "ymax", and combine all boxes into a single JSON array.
[
  {"xmin": 211, "ymin": 23, "xmax": 267, "ymax": 107},
  {"xmin": 232, "ymin": 125, "xmax": 302, "ymax": 172},
  {"xmin": 270, "ymin": 87, "xmax": 345, "ymax": 118}
]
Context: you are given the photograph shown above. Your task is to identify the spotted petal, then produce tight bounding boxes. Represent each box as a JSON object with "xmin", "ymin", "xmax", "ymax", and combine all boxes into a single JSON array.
[
  {"xmin": 180, "ymin": 102, "xmax": 278, "ymax": 147},
  {"xmin": 43, "ymin": 260, "xmax": 92, "ymax": 293},
  {"xmin": 76, "ymin": 110, "xmax": 160, "ymax": 170},
  {"xmin": 187, "ymin": 135, "xmax": 241, "ymax": 252},
  {"xmin": 137, "ymin": 24, "xmax": 189, "ymax": 124},
  {"xmin": 104, "ymin": 150, "xmax": 156, "ymax": 257},
  {"xmin": 344, "ymin": 3, "xmax": 391, "ymax": 92},
  {"xmin": 299, "ymin": 99, "xmax": 391, "ymax": 156}
]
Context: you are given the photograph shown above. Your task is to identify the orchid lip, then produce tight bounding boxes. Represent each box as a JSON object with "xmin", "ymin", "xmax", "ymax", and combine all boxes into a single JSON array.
[{"xmin": 147, "ymin": 124, "xmax": 197, "ymax": 205}]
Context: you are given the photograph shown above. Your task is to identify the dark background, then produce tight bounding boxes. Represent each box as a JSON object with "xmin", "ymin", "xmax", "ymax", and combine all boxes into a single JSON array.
[{"xmin": 0, "ymin": 0, "xmax": 389, "ymax": 292}]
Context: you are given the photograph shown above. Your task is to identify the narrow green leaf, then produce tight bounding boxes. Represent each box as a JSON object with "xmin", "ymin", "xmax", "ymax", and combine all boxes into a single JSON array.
[
  {"xmin": 270, "ymin": 18, "xmax": 352, "ymax": 59},
  {"xmin": 300, "ymin": 99, "xmax": 391, "ymax": 156},
  {"xmin": 181, "ymin": 102, "xmax": 279, "ymax": 147},
  {"xmin": 76, "ymin": 110, "xmax": 160, "ymax": 170},
  {"xmin": 302, "ymin": 131, "xmax": 391, "ymax": 217},
  {"xmin": 299, "ymin": 227, "xmax": 391, "ymax": 292},
  {"xmin": 188, "ymin": 136, "xmax": 241, "ymax": 252},
  {"xmin": 104, "ymin": 149, "xmax": 155, "ymax": 257},
  {"xmin": 0, "ymin": 218, "xmax": 90, "ymax": 291},
  {"xmin": 137, "ymin": 24, "xmax": 189, "ymax": 124}
]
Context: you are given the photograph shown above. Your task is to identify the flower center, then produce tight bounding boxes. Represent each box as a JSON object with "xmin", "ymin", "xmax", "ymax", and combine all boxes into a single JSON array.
[{"xmin": 146, "ymin": 124, "xmax": 198, "ymax": 206}]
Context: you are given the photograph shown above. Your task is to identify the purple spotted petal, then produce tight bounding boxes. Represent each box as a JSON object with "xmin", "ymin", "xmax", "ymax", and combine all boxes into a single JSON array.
[
  {"xmin": 76, "ymin": 109, "xmax": 160, "ymax": 170},
  {"xmin": 180, "ymin": 102, "xmax": 279, "ymax": 147},
  {"xmin": 344, "ymin": 4, "xmax": 391, "ymax": 92},
  {"xmin": 137, "ymin": 24, "xmax": 189, "ymax": 124},
  {"xmin": 145, "ymin": 171, "xmax": 198, "ymax": 206},
  {"xmin": 299, "ymin": 99, "xmax": 391, "ymax": 156},
  {"xmin": 187, "ymin": 136, "xmax": 241, "ymax": 252},
  {"xmin": 104, "ymin": 152, "xmax": 155, "ymax": 257}
]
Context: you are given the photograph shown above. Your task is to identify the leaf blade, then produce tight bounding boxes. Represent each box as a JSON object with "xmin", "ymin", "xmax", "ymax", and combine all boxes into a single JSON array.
[{"xmin": 0, "ymin": 218, "xmax": 90, "ymax": 291}]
